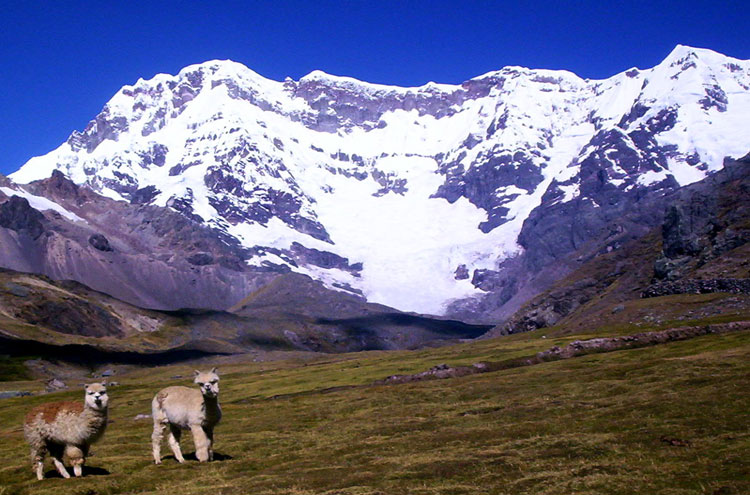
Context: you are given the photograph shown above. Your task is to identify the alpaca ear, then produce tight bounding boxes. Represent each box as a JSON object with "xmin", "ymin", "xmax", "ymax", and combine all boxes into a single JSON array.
[
  {"xmin": 194, "ymin": 370, "xmax": 200, "ymax": 376},
  {"xmin": 211, "ymin": 367, "xmax": 217, "ymax": 374},
  {"xmin": 84, "ymin": 384, "xmax": 89, "ymax": 390}
]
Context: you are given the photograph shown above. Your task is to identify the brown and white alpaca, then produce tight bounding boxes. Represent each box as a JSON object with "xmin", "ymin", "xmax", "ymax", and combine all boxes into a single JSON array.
[
  {"xmin": 151, "ymin": 368, "xmax": 222, "ymax": 464},
  {"xmin": 23, "ymin": 383, "xmax": 109, "ymax": 480}
]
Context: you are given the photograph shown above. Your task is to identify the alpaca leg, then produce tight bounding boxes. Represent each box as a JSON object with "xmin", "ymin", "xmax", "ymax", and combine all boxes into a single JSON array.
[
  {"xmin": 65, "ymin": 445, "xmax": 85, "ymax": 477},
  {"xmin": 48, "ymin": 444, "xmax": 69, "ymax": 479},
  {"xmin": 152, "ymin": 420, "xmax": 167, "ymax": 464},
  {"xmin": 30, "ymin": 444, "xmax": 46, "ymax": 481},
  {"xmin": 190, "ymin": 425, "xmax": 210, "ymax": 462},
  {"xmin": 205, "ymin": 427, "xmax": 215, "ymax": 461},
  {"xmin": 51, "ymin": 452, "xmax": 70, "ymax": 479},
  {"xmin": 28, "ymin": 433, "xmax": 47, "ymax": 481},
  {"xmin": 52, "ymin": 457, "xmax": 70, "ymax": 478},
  {"xmin": 167, "ymin": 425, "xmax": 185, "ymax": 463}
]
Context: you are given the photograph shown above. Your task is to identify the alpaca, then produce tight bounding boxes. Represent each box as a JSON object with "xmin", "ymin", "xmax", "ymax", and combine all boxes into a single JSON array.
[
  {"xmin": 151, "ymin": 368, "xmax": 221, "ymax": 464},
  {"xmin": 23, "ymin": 382, "xmax": 109, "ymax": 480}
]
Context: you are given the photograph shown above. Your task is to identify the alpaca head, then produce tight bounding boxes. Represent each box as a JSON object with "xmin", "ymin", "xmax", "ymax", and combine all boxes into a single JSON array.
[
  {"xmin": 194, "ymin": 368, "xmax": 219, "ymax": 398},
  {"xmin": 84, "ymin": 382, "xmax": 109, "ymax": 411}
]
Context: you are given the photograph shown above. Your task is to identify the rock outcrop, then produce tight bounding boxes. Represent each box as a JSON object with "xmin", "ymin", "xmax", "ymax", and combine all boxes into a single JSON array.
[
  {"xmin": 641, "ymin": 278, "xmax": 750, "ymax": 298},
  {"xmin": 654, "ymin": 154, "xmax": 750, "ymax": 281}
]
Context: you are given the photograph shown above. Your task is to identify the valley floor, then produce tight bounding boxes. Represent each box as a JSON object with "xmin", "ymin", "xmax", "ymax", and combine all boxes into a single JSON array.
[{"xmin": 0, "ymin": 321, "xmax": 749, "ymax": 495}]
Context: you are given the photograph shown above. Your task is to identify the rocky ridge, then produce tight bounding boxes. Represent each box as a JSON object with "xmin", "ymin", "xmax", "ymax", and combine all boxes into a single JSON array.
[{"xmin": 488, "ymin": 154, "xmax": 750, "ymax": 336}]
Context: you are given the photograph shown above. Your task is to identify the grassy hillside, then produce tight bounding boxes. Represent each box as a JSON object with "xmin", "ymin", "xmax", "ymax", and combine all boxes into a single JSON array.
[{"xmin": 1, "ymin": 318, "xmax": 748, "ymax": 495}]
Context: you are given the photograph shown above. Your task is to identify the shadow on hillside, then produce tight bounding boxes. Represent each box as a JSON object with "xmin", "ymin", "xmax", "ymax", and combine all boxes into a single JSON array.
[
  {"xmin": 43, "ymin": 466, "xmax": 110, "ymax": 478},
  {"xmin": 162, "ymin": 452, "xmax": 233, "ymax": 462},
  {"xmin": 0, "ymin": 335, "xmax": 228, "ymax": 366},
  {"xmin": 317, "ymin": 313, "xmax": 493, "ymax": 340}
]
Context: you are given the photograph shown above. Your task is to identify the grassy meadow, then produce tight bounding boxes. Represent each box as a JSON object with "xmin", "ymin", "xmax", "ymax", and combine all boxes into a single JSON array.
[{"xmin": 0, "ymin": 322, "xmax": 748, "ymax": 495}]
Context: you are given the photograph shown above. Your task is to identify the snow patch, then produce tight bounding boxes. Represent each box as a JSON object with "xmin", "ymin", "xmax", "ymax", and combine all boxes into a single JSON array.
[
  {"xmin": 0, "ymin": 187, "xmax": 86, "ymax": 222},
  {"xmin": 637, "ymin": 170, "xmax": 669, "ymax": 186}
]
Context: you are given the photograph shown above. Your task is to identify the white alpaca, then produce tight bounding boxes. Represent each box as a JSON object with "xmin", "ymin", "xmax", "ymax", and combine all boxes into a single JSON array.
[
  {"xmin": 151, "ymin": 368, "xmax": 222, "ymax": 464},
  {"xmin": 23, "ymin": 383, "xmax": 109, "ymax": 480}
]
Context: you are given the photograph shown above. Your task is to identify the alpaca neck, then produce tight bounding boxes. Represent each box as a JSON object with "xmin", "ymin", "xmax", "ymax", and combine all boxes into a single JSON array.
[
  {"xmin": 85, "ymin": 404, "xmax": 108, "ymax": 417},
  {"xmin": 82, "ymin": 405, "xmax": 108, "ymax": 432}
]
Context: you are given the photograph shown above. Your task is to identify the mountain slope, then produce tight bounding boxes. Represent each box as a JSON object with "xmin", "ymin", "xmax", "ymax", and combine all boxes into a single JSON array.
[
  {"xmin": 8, "ymin": 45, "xmax": 750, "ymax": 320},
  {"xmin": 0, "ymin": 171, "xmax": 274, "ymax": 310},
  {"xmin": 488, "ymin": 154, "xmax": 750, "ymax": 337}
]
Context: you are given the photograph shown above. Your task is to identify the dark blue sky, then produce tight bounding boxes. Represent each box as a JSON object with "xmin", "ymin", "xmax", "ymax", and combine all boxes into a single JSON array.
[{"xmin": 1, "ymin": 0, "xmax": 747, "ymax": 177}]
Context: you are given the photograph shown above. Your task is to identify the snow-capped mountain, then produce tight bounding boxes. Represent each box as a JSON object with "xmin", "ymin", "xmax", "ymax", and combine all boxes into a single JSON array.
[{"xmin": 11, "ymin": 45, "xmax": 750, "ymax": 317}]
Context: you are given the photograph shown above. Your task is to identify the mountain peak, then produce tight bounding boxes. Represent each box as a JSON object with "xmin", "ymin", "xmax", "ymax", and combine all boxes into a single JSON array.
[
  {"xmin": 298, "ymin": 69, "xmax": 455, "ymax": 93},
  {"xmin": 179, "ymin": 58, "xmax": 268, "ymax": 79},
  {"xmin": 662, "ymin": 44, "xmax": 738, "ymax": 68},
  {"xmin": 668, "ymin": 44, "xmax": 700, "ymax": 58}
]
